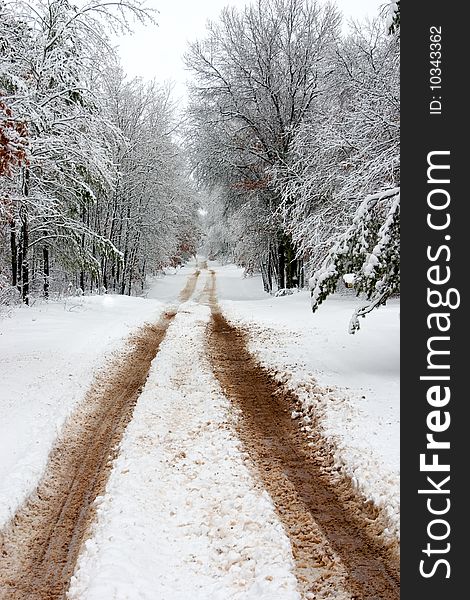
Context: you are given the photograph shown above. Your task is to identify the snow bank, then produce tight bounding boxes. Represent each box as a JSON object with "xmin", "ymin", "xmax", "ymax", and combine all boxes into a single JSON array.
[
  {"xmin": 0, "ymin": 294, "xmax": 164, "ymax": 527},
  {"xmin": 69, "ymin": 301, "xmax": 300, "ymax": 600},
  {"xmin": 213, "ymin": 264, "xmax": 400, "ymax": 541}
]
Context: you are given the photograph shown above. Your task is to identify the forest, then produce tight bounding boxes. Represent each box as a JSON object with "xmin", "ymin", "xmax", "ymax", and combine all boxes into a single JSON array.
[
  {"xmin": 0, "ymin": 0, "xmax": 200, "ymax": 304},
  {"xmin": 0, "ymin": 4, "xmax": 402, "ymax": 597},
  {"xmin": 1, "ymin": 0, "xmax": 400, "ymax": 327}
]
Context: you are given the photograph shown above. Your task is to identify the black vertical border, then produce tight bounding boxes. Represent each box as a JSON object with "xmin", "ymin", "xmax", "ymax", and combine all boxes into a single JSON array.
[{"xmin": 401, "ymin": 3, "xmax": 466, "ymax": 598}]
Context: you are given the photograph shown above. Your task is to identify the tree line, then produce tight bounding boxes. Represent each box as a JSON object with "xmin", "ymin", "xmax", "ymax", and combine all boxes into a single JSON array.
[
  {"xmin": 186, "ymin": 0, "xmax": 400, "ymax": 328},
  {"xmin": 1, "ymin": 0, "xmax": 400, "ymax": 328},
  {"xmin": 0, "ymin": 0, "xmax": 199, "ymax": 304}
]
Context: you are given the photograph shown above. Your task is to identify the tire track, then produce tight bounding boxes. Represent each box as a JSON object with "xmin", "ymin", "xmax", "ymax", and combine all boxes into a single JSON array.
[
  {"xmin": 178, "ymin": 269, "xmax": 200, "ymax": 302},
  {"xmin": 206, "ymin": 274, "xmax": 400, "ymax": 600},
  {"xmin": 0, "ymin": 312, "xmax": 175, "ymax": 600},
  {"xmin": 0, "ymin": 270, "xmax": 200, "ymax": 600},
  {"xmin": 195, "ymin": 268, "xmax": 214, "ymax": 304}
]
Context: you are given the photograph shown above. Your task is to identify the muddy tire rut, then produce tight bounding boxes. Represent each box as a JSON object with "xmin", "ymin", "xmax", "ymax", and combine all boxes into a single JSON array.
[
  {"xmin": 207, "ymin": 301, "xmax": 400, "ymax": 599},
  {"xmin": 0, "ymin": 310, "xmax": 176, "ymax": 600},
  {"xmin": 178, "ymin": 269, "xmax": 200, "ymax": 302}
]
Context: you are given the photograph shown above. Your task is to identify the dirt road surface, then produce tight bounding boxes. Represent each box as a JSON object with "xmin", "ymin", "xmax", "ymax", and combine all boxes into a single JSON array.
[
  {"xmin": 206, "ymin": 273, "xmax": 400, "ymax": 600},
  {"xmin": 0, "ymin": 268, "xmax": 399, "ymax": 599},
  {"xmin": 0, "ymin": 311, "xmax": 176, "ymax": 600}
]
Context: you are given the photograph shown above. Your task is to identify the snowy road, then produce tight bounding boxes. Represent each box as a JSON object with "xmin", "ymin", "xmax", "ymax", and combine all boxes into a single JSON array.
[{"xmin": 0, "ymin": 263, "xmax": 400, "ymax": 599}]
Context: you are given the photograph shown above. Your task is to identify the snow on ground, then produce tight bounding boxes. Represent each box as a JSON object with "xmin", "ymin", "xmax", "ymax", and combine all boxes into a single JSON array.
[
  {"xmin": 0, "ymin": 258, "xmax": 399, "ymax": 594},
  {"xmin": 0, "ymin": 294, "xmax": 166, "ymax": 528},
  {"xmin": 212, "ymin": 263, "xmax": 400, "ymax": 540},
  {"xmin": 68, "ymin": 299, "xmax": 300, "ymax": 600},
  {"xmin": 145, "ymin": 259, "xmax": 202, "ymax": 302}
]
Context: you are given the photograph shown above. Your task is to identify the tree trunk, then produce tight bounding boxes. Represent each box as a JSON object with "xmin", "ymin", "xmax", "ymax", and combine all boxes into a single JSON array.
[
  {"xmin": 116, "ymin": 260, "xmax": 121, "ymax": 293},
  {"xmin": 79, "ymin": 204, "xmax": 86, "ymax": 292},
  {"xmin": 10, "ymin": 220, "xmax": 17, "ymax": 288},
  {"xmin": 120, "ymin": 255, "xmax": 127, "ymax": 295},
  {"xmin": 19, "ymin": 168, "xmax": 30, "ymax": 304},
  {"xmin": 284, "ymin": 234, "xmax": 298, "ymax": 288},
  {"xmin": 20, "ymin": 216, "xmax": 29, "ymax": 304},
  {"xmin": 43, "ymin": 245, "xmax": 50, "ymax": 299},
  {"xmin": 120, "ymin": 204, "xmax": 132, "ymax": 295},
  {"xmin": 260, "ymin": 262, "xmax": 272, "ymax": 293},
  {"xmin": 278, "ymin": 235, "xmax": 285, "ymax": 290},
  {"xmin": 111, "ymin": 262, "xmax": 117, "ymax": 292},
  {"xmin": 17, "ymin": 244, "xmax": 23, "ymax": 292},
  {"xmin": 260, "ymin": 241, "xmax": 273, "ymax": 293},
  {"xmin": 127, "ymin": 266, "xmax": 133, "ymax": 296},
  {"xmin": 141, "ymin": 259, "xmax": 146, "ymax": 293},
  {"xmin": 102, "ymin": 259, "xmax": 108, "ymax": 291},
  {"xmin": 298, "ymin": 260, "xmax": 305, "ymax": 288}
]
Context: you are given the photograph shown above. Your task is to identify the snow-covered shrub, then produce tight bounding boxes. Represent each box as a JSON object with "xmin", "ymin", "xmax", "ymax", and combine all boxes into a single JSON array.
[
  {"xmin": 0, "ymin": 273, "xmax": 20, "ymax": 315},
  {"xmin": 275, "ymin": 288, "xmax": 297, "ymax": 297},
  {"xmin": 309, "ymin": 188, "xmax": 400, "ymax": 333}
]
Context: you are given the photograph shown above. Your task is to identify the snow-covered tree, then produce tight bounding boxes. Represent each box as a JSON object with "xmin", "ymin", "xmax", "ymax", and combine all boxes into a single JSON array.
[
  {"xmin": 273, "ymin": 15, "xmax": 399, "ymax": 328},
  {"xmin": 94, "ymin": 70, "xmax": 200, "ymax": 295},
  {"xmin": 309, "ymin": 187, "xmax": 399, "ymax": 333},
  {"xmin": 0, "ymin": 0, "xmax": 157, "ymax": 301},
  {"xmin": 0, "ymin": 98, "xmax": 28, "ymax": 178},
  {"xmin": 186, "ymin": 0, "xmax": 340, "ymax": 291},
  {"xmin": 384, "ymin": 1, "xmax": 400, "ymax": 34},
  {"xmin": 1, "ymin": 1, "xmax": 201, "ymax": 303}
]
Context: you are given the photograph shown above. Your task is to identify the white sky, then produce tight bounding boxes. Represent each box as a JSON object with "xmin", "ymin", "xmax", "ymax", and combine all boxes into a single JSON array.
[{"xmin": 115, "ymin": 0, "xmax": 383, "ymax": 104}]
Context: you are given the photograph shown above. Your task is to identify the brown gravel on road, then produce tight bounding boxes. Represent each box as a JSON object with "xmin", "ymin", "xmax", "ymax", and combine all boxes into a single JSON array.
[
  {"xmin": 208, "ymin": 306, "xmax": 400, "ymax": 600},
  {"xmin": 0, "ymin": 310, "xmax": 176, "ymax": 600},
  {"xmin": 178, "ymin": 269, "xmax": 200, "ymax": 302}
]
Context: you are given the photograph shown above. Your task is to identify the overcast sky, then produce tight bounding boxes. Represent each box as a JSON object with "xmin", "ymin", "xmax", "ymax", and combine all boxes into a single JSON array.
[{"xmin": 115, "ymin": 0, "xmax": 383, "ymax": 104}]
